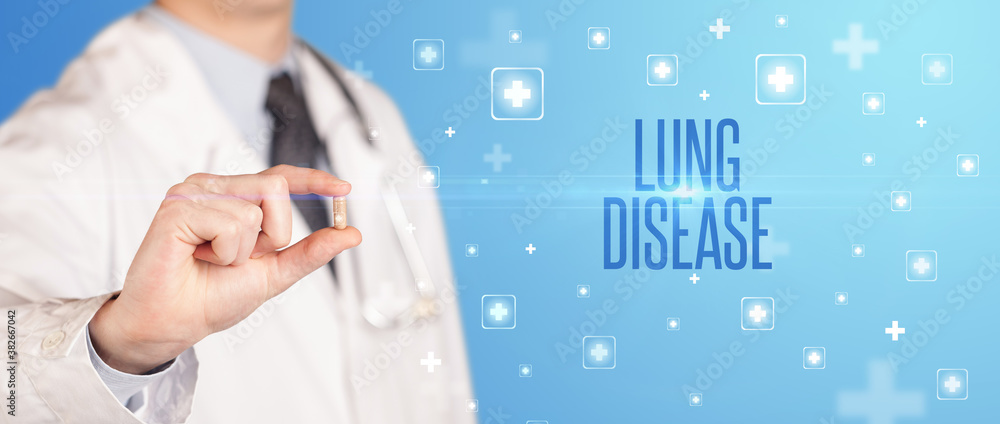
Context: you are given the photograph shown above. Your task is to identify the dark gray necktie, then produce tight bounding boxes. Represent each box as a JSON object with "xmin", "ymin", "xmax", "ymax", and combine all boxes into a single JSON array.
[{"xmin": 265, "ymin": 73, "xmax": 331, "ymax": 234}]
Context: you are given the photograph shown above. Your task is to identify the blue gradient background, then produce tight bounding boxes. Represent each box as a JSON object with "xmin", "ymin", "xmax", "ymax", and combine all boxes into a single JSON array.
[{"xmin": 2, "ymin": 0, "xmax": 997, "ymax": 422}]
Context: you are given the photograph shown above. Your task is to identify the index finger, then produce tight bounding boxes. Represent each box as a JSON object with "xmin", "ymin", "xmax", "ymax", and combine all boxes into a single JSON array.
[{"xmin": 260, "ymin": 165, "xmax": 352, "ymax": 197}]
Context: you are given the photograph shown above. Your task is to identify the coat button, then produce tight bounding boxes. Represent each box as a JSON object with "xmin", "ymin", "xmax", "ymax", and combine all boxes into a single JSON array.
[{"xmin": 42, "ymin": 331, "xmax": 65, "ymax": 350}]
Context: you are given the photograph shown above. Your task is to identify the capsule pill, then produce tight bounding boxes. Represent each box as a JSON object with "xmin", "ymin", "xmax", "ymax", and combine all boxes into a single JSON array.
[{"xmin": 332, "ymin": 196, "xmax": 347, "ymax": 230}]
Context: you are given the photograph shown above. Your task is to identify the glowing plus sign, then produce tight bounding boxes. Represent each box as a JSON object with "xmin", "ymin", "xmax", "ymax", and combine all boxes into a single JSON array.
[
  {"xmin": 525, "ymin": 243, "xmax": 537, "ymax": 254},
  {"xmin": 699, "ymin": 90, "xmax": 710, "ymax": 100},
  {"xmin": 420, "ymin": 46, "xmax": 437, "ymax": 63},
  {"xmin": 962, "ymin": 159, "xmax": 975, "ymax": 172},
  {"xmin": 503, "ymin": 80, "xmax": 531, "ymax": 108},
  {"xmin": 929, "ymin": 61, "xmax": 946, "ymax": 77},
  {"xmin": 489, "ymin": 303, "xmax": 508, "ymax": 321},
  {"xmin": 592, "ymin": 31, "xmax": 605, "ymax": 45},
  {"xmin": 913, "ymin": 257, "xmax": 931, "ymax": 274},
  {"xmin": 944, "ymin": 376, "xmax": 962, "ymax": 392},
  {"xmin": 709, "ymin": 18, "xmax": 730, "ymax": 39},
  {"xmin": 749, "ymin": 305, "xmax": 767, "ymax": 322},
  {"xmin": 406, "ymin": 223, "xmax": 416, "ymax": 233},
  {"xmin": 768, "ymin": 66, "xmax": 794, "ymax": 92},
  {"xmin": 809, "ymin": 352, "xmax": 821, "ymax": 364},
  {"xmin": 445, "ymin": 127, "xmax": 455, "ymax": 137},
  {"xmin": 689, "ymin": 273, "xmax": 700, "ymax": 284},
  {"xmin": 653, "ymin": 61, "xmax": 671, "ymax": 79},
  {"xmin": 867, "ymin": 96, "xmax": 881, "ymax": 110},
  {"xmin": 916, "ymin": 117, "xmax": 927, "ymax": 127},
  {"xmin": 420, "ymin": 352, "xmax": 442, "ymax": 372},
  {"xmin": 885, "ymin": 321, "xmax": 905, "ymax": 341},
  {"xmin": 590, "ymin": 343, "xmax": 608, "ymax": 361},
  {"xmin": 895, "ymin": 195, "xmax": 907, "ymax": 208},
  {"xmin": 422, "ymin": 170, "xmax": 436, "ymax": 183}
]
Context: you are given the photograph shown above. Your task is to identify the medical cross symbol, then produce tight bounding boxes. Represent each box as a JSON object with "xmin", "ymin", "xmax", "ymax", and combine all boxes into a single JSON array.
[
  {"xmin": 445, "ymin": 127, "xmax": 455, "ymax": 137},
  {"xmin": 579, "ymin": 286, "xmax": 588, "ymax": 295},
  {"xmin": 420, "ymin": 46, "xmax": 437, "ymax": 63},
  {"xmin": 422, "ymin": 170, "xmax": 436, "ymax": 184},
  {"xmin": 489, "ymin": 303, "xmax": 508, "ymax": 321},
  {"xmin": 944, "ymin": 376, "xmax": 962, "ymax": 392},
  {"xmin": 865, "ymin": 155, "xmax": 873, "ymax": 163},
  {"xmin": 653, "ymin": 62, "xmax": 671, "ymax": 79},
  {"xmin": 808, "ymin": 352, "xmax": 822, "ymax": 364},
  {"xmin": 913, "ymin": 257, "xmax": 930, "ymax": 274},
  {"xmin": 699, "ymin": 90, "xmax": 710, "ymax": 100},
  {"xmin": 916, "ymin": 117, "xmax": 927, "ymax": 127},
  {"xmin": 768, "ymin": 67, "xmax": 794, "ymax": 92},
  {"xmin": 867, "ymin": 96, "xmax": 881, "ymax": 110},
  {"xmin": 833, "ymin": 24, "xmax": 878, "ymax": 70},
  {"xmin": 929, "ymin": 61, "xmax": 946, "ymax": 77},
  {"xmin": 855, "ymin": 246, "xmax": 863, "ymax": 255},
  {"xmin": 838, "ymin": 294, "xmax": 847, "ymax": 302},
  {"xmin": 521, "ymin": 366, "xmax": 530, "ymax": 375},
  {"xmin": 591, "ymin": 343, "xmax": 608, "ymax": 361},
  {"xmin": 885, "ymin": 321, "xmax": 905, "ymax": 341},
  {"xmin": 689, "ymin": 273, "xmax": 700, "ymax": 284},
  {"xmin": 483, "ymin": 144, "xmax": 512, "ymax": 172},
  {"xmin": 838, "ymin": 360, "xmax": 925, "ymax": 423},
  {"xmin": 406, "ymin": 223, "xmax": 416, "ymax": 233},
  {"xmin": 504, "ymin": 80, "xmax": 531, "ymax": 108},
  {"xmin": 895, "ymin": 194, "xmax": 907, "ymax": 207},
  {"xmin": 592, "ymin": 31, "xmax": 605, "ymax": 45},
  {"xmin": 749, "ymin": 305, "xmax": 767, "ymax": 323},
  {"xmin": 709, "ymin": 18, "xmax": 730, "ymax": 39},
  {"xmin": 525, "ymin": 243, "xmax": 537, "ymax": 254},
  {"xmin": 420, "ymin": 352, "xmax": 441, "ymax": 372},
  {"xmin": 467, "ymin": 245, "xmax": 477, "ymax": 255},
  {"xmin": 962, "ymin": 159, "xmax": 975, "ymax": 172}
]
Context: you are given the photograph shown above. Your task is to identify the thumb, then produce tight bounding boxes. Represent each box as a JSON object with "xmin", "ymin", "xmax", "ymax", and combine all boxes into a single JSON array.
[{"xmin": 265, "ymin": 226, "xmax": 362, "ymax": 297}]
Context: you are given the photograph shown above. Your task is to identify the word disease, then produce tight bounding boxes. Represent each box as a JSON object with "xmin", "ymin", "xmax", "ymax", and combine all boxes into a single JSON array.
[{"xmin": 604, "ymin": 119, "xmax": 773, "ymax": 270}]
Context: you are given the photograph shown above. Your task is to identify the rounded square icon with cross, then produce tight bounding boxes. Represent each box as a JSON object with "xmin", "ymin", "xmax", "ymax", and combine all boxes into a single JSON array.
[
  {"xmin": 646, "ymin": 54, "xmax": 678, "ymax": 86},
  {"xmin": 582, "ymin": 336, "xmax": 616, "ymax": 369},
  {"xmin": 906, "ymin": 250, "xmax": 937, "ymax": 282},
  {"xmin": 741, "ymin": 297, "xmax": 775, "ymax": 330},
  {"xmin": 412, "ymin": 39, "xmax": 444, "ymax": 71},
  {"xmin": 481, "ymin": 295, "xmax": 516, "ymax": 329},
  {"xmin": 755, "ymin": 54, "xmax": 806, "ymax": 105},
  {"xmin": 491, "ymin": 67, "xmax": 543, "ymax": 120}
]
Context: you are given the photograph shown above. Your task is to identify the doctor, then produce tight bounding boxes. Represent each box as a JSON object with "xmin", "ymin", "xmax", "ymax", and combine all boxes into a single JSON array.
[{"xmin": 0, "ymin": 0, "xmax": 474, "ymax": 423}]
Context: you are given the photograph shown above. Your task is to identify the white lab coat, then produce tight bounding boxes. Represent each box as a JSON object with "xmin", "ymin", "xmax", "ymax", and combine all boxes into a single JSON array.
[{"xmin": 0, "ymin": 12, "xmax": 474, "ymax": 424}]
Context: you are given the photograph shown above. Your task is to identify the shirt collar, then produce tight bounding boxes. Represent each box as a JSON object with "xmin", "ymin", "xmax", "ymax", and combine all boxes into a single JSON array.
[{"xmin": 143, "ymin": 5, "xmax": 297, "ymax": 139}]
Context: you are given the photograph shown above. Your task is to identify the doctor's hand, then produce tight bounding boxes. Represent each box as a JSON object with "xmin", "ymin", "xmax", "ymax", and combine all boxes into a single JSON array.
[{"xmin": 89, "ymin": 165, "xmax": 361, "ymax": 374}]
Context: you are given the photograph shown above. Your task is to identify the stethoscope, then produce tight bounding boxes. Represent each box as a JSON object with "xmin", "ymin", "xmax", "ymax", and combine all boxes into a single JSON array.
[{"xmin": 302, "ymin": 41, "xmax": 441, "ymax": 330}]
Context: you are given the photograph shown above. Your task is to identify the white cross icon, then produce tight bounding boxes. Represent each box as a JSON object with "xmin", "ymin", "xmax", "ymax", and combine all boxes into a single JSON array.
[
  {"xmin": 895, "ymin": 194, "xmax": 907, "ymax": 208},
  {"xmin": 962, "ymin": 159, "xmax": 975, "ymax": 172},
  {"xmin": 689, "ymin": 273, "xmax": 700, "ymax": 284},
  {"xmin": 592, "ymin": 31, "xmax": 605, "ymax": 45},
  {"xmin": 406, "ymin": 223, "xmax": 416, "ymax": 233},
  {"xmin": 521, "ymin": 366, "xmax": 530, "ymax": 375},
  {"xmin": 691, "ymin": 395, "xmax": 701, "ymax": 404},
  {"xmin": 445, "ymin": 127, "xmax": 455, "ymax": 137},
  {"xmin": 838, "ymin": 294, "xmax": 846, "ymax": 302},
  {"xmin": 916, "ymin": 117, "xmax": 927, "ymax": 127},
  {"xmin": 489, "ymin": 303, "xmax": 508, "ymax": 321},
  {"xmin": 913, "ymin": 257, "xmax": 931, "ymax": 274},
  {"xmin": 833, "ymin": 24, "xmax": 878, "ymax": 70},
  {"xmin": 885, "ymin": 321, "xmax": 905, "ymax": 341},
  {"xmin": 865, "ymin": 155, "xmax": 873, "ymax": 163},
  {"xmin": 699, "ymin": 90, "xmax": 710, "ymax": 100},
  {"xmin": 525, "ymin": 243, "xmax": 536, "ymax": 254},
  {"xmin": 749, "ymin": 304, "xmax": 767, "ymax": 323},
  {"xmin": 929, "ymin": 61, "xmax": 946, "ymax": 78},
  {"xmin": 420, "ymin": 352, "xmax": 442, "ymax": 372},
  {"xmin": 709, "ymin": 18, "xmax": 730, "ymax": 39},
  {"xmin": 808, "ymin": 352, "xmax": 821, "ymax": 364},
  {"xmin": 669, "ymin": 320, "xmax": 677, "ymax": 328},
  {"xmin": 944, "ymin": 376, "xmax": 962, "ymax": 392},
  {"xmin": 579, "ymin": 287, "xmax": 588, "ymax": 295},
  {"xmin": 778, "ymin": 17, "xmax": 786, "ymax": 25},
  {"xmin": 768, "ymin": 67, "xmax": 794, "ymax": 92},
  {"xmin": 867, "ymin": 96, "xmax": 881, "ymax": 110},
  {"xmin": 420, "ymin": 46, "xmax": 437, "ymax": 63},
  {"xmin": 511, "ymin": 32, "xmax": 519, "ymax": 41},
  {"xmin": 467, "ymin": 245, "xmax": 477, "ymax": 255},
  {"xmin": 653, "ymin": 61, "xmax": 671, "ymax": 79},
  {"xmin": 422, "ymin": 170, "xmax": 436, "ymax": 183},
  {"xmin": 855, "ymin": 246, "xmax": 863, "ymax": 255},
  {"xmin": 503, "ymin": 80, "xmax": 531, "ymax": 108},
  {"xmin": 483, "ymin": 144, "xmax": 512, "ymax": 172},
  {"xmin": 591, "ymin": 343, "xmax": 608, "ymax": 361}
]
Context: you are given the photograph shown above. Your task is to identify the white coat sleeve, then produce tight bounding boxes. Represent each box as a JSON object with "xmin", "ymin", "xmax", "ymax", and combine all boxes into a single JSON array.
[
  {"xmin": 2, "ymin": 291, "xmax": 198, "ymax": 423},
  {"xmin": 0, "ymin": 62, "xmax": 199, "ymax": 422}
]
